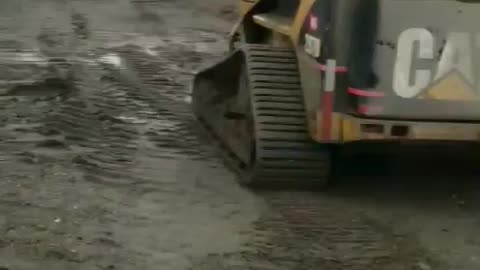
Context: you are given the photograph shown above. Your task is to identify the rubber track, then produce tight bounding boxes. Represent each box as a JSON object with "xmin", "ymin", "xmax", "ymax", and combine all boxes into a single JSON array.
[{"xmin": 196, "ymin": 44, "xmax": 331, "ymax": 187}]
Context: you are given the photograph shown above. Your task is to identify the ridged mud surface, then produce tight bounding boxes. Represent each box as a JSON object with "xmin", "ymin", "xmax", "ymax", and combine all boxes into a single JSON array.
[{"xmin": 0, "ymin": 1, "xmax": 479, "ymax": 270}]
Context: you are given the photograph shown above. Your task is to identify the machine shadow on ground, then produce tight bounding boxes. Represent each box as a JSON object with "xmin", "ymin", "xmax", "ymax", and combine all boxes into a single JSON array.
[{"xmin": 329, "ymin": 146, "xmax": 480, "ymax": 208}]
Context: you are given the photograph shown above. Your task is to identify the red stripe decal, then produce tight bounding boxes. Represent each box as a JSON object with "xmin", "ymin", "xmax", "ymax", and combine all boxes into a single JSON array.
[
  {"xmin": 315, "ymin": 64, "xmax": 348, "ymax": 73},
  {"xmin": 348, "ymin": 87, "xmax": 385, "ymax": 97},
  {"xmin": 321, "ymin": 92, "xmax": 334, "ymax": 140},
  {"xmin": 309, "ymin": 14, "xmax": 318, "ymax": 31}
]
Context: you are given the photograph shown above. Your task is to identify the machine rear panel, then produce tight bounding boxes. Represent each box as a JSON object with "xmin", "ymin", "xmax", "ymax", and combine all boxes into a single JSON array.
[{"xmin": 348, "ymin": 0, "xmax": 480, "ymax": 121}]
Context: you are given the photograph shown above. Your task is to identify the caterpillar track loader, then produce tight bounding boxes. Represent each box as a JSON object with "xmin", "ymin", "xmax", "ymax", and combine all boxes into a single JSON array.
[{"xmin": 192, "ymin": 0, "xmax": 480, "ymax": 187}]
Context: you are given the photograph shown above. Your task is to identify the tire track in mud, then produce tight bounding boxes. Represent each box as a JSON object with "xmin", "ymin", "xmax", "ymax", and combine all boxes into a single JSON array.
[
  {"xmin": 194, "ymin": 192, "xmax": 436, "ymax": 270},
  {"xmin": 40, "ymin": 55, "xmax": 213, "ymax": 191},
  {"xmin": 259, "ymin": 193, "xmax": 434, "ymax": 270},
  {"xmin": 0, "ymin": 2, "xmax": 442, "ymax": 268},
  {"xmin": 0, "ymin": 48, "xmax": 227, "ymax": 268},
  {"xmin": 117, "ymin": 45, "xmax": 439, "ymax": 270},
  {"xmin": 0, "ymin": 55, "xmax": 433, "ymax": 269},
  {"xmin": 0, "ymin": 39, "xmax": 437, "ymax": 270},
  {"xmin": 0, "ymin": 3, "xmax": 236, "ymax": 264},
  {"xmin": 105, "ymin": 53, "xmax": 213, "ymax": 159}
]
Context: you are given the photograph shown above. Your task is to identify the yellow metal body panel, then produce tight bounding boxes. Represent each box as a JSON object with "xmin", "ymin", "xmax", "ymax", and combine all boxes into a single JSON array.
[
  {"xmin": 252, "ymin": 14, "xmax": 293, "ymax": 36},
  {"xmin": 239, "ymin": 0, "xmax": 259, "ymax": 16},
  {"xmin": 312, "ymin": 113, "xmax": 480, "ymax": 143},
  {"xmin": 291, "ymin": 0, "xmax": 316, "ymax": 44},
  {"xmin": 236, "ymin": 0, "xmax": 315, "ymax": 45},
  {"xmin": 419, "ymin": 72, "xmax": 477, "ymax": 101}
]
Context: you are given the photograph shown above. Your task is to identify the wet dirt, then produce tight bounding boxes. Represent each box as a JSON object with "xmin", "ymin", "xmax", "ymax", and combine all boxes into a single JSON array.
[{"xmin": 0, "ymin": 0, "xmax": 479, "ymax": 270}]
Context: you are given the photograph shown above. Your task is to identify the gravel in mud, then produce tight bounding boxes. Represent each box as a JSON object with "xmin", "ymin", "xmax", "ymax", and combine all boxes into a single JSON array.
[{"xmin": 0, "ymin": 1, "xmax": 480, "ymax": 270}]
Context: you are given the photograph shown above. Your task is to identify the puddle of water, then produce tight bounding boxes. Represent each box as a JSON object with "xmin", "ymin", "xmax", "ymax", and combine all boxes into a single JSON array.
[
  {"xmin": 0, "ymin": 51, "xmax": 47, "ymax": 64},
  {"xmin": 138, "ymin": 110, "xmax": 159, "ymax": 116},
  {"xmin": 145, "ymin": 118, "xmax": 180, "ymax": 130},
  {"xmin": 1, "ymin": 123, "xmax": 44, "ymax": 131},
  {"xmin": 144, "ymin": 47, "xmax": 158, "ymax": 56},
  {"xmin": 98, "ymin": 53, "xmax": 123, "ymax": 67},
  {"xmin": 115, "ymin": 116, "xmax": 148, "ymax": 125},
  {"xmin": 16, "ymin": 52, "xmax": 47, "ymax": 63},
  {"xmin": 103, "ymin": 35, "xmax": 167, "ymax": 51},
  {"xmin": 4, "ymin": 132, "xmax": 63, "ymax": 144}
]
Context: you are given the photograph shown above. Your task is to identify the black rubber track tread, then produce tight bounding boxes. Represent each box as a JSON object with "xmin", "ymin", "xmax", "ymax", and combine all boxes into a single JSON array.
[
  {"xmin": 257, "ymin": 115, "xmax": 305, "ymax": 123},
  {"xmin": 257, "ymin": 141, "xmax": 315, "ymax": 150},
  {"xmin": 249, "ymin": 57, "xmax": 297, "ymax": 64},
  {"xmin": 256, "ymin": 110, "xmax": 306, "ymax": 117},
  {"xmin": 194, "ymin": 44, "xmax": 331, "ymax": 188},
  {"xmin": 249, "ymin": 62, "xmax": 298, "ymax": 70},
  {"xmin": 254, "ymin": 95, "xmax": 301, "ymax": 104},
  {"xmin": 251, "ymin": 75, "xmax": 300, "ymax": 84},
  {"xmin": 253, "ymin": 83, "xmax": 301, "ymax": 90},
  {"xmin": 254, "ymin": 89, "xmax": 302, "ymax": 97},
  {"xmin": 245, "ymin": 45, "xmax": 331, "ymax": 187},
  {"xmin": 258, "ymin": 125, "xmax": 307, "ymax": 133},
  {"xmin": 254, "ymin": 101, "xmax": 305, "ymax": 110}
]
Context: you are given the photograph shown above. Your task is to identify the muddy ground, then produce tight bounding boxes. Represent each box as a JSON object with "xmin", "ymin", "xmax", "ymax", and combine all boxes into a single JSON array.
[{"xmin": 0, "ymin": 0, "xmax": 479, "ymax": 269}]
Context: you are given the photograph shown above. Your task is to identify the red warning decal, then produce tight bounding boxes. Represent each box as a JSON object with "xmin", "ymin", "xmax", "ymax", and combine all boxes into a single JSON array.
[{"xmin": 309, "ymin": 14, "xmax": 318, "ymax": 32}]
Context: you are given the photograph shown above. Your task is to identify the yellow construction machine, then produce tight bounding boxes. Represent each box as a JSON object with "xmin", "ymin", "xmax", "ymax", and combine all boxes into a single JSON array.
[{"xmin": 192, "ymin": 0, "xmax": 480, "ymax": 187}]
